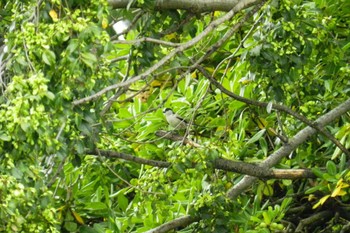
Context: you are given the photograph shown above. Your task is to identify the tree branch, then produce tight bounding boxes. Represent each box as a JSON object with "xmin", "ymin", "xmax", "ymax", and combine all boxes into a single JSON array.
[
  {"xmin": 108, "ymin": 0, "xmax": 256, "ymax": 12},
  {"xmin": 112, "ymin": 37, "xmax": 181, "ymax": 47},
  {"xmin": 90, "ymin": 149, "xmax": 171, "ymax": 167},
  {"xmin": 214, "ymin": 158, "xmax": 315, "ymax": 179},
  {"xmin": 227, "ymin": 97, "xmax": 350, "ymax": 199},
  {"xmin": 144, "ymin": 215, "xmax": 199, "ymax": 233},
  {"xmin": 88, "ymin": 148, "xmax": 316, "ymax": 179}
]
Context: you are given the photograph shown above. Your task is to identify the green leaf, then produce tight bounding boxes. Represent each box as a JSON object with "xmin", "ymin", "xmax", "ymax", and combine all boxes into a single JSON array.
[
  {"xmin": 72, "ymin": 154, "xmax": 82, "ymax": 167},
  {"xmin": 64, "ymin": 221, "xmax": 78, "ymax": 231},
  {"xmin": 75, "ymin": 141, "xmax": 85, "ymax": 154},
  {"xmin": 246, "ymin": 129, "xmax": 266, "ymax": 145},
  {"xmin": 311, "ymin": 168, "xmax": 324, "ymax": 178},
  {"xmin": 84, "ymin": 202, "xmax": 108, "ymax": 211},
  {"xmin": 326, "ymin": 160, "xmax": 337, "ymax": 176},
  {"xmin": 259, "ymin": 137, "xmax": 268, "ymax": 157},
  {"xmin": 42, "ymin": 49, "xmax": 56, "ymax": 66},
  {"xmin": 67, "ymin": 39, "xmax": 79, "ymax": 54},
  {"xmin": 262, "ymin": 211, "xmax": 271, "ymax": 225},
  {"xmin": 263, "ymin": 184, "xmax": 273, "ymax": 196},
  {"xmin": 305, "ymin": 186, "xmax": 321, "ymax": 194},
  {"xmin": 113, "ymin": 120, "xmax": 132, "ymax": 129},
  {"xmin": 79, "ymin": 225, "xmax": 100, "ymax": 233},
  {"xmin": 342, "ymin": 42, "xmax": 350, "ymax": 51},
  {"xmin": 20, "ymin": 121, "xmax": 31, "ymax": 132},
  {"xmin": 323, "ymin": 173, "xmax": 337, "ymax": 182},
  {"xmin": 45, "ymin": 91, "xmax": 55, "ymax": 100},
  {"xmin": 78, "ymin": 122, "xmax": 92, "ymax": 136},
  {"xmin": 16, "ymin": 56, "xmax": 28, "ymax": 66},
  {"xmin": 81, "ymin": 52, "xmax": 97, "ymax": 68},
  {"xmin": 118, "ymin": 193, "xmax": 129, "ymax": 212},
  {"xmin": 339, "ymin": 154, "xmax": 347, "ymax": 171},
  {"xmin": 0, "ymin": 132, "xmax": 11, "ymax": 141},
  {"xmin": 250, "ymin": 216, "xmax": 261, "ymax": 222},
  {"xmin": 280, "ymin": 197, "xmax": 292, "ymax": 211}
]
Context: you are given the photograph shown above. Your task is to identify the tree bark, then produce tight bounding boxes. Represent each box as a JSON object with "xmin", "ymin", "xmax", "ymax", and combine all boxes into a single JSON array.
[{"xmin": 108, "ymin": 0, "xmax": 256, "ymax": 12}]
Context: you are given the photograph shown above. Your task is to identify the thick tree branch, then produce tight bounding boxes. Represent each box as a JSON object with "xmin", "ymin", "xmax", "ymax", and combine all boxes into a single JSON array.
[
  {"xmin": 108, "ymin": 0, "xmax": 256, "ymax": 12},
  {"xmin": 88, "ymin": 148, "xmax": 316, "ymax": 179},
  {"xmin": 214, "ymin": 158, "xmax": 316, "ymax": 179},
  {"xmin": 227, "ymin": 97, "xmax": 350, "ymax": 199}
]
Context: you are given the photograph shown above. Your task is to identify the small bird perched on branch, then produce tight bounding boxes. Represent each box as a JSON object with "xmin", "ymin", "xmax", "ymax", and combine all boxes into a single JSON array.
[{"xmin": 163, "ymin": 108, "xmax": 189, "ymax": 129}]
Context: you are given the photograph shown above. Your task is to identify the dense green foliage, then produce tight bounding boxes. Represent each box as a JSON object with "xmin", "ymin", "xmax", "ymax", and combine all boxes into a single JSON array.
[{"xmin": 1, "ymin": 0, "xmax": 350, "ymax": 232}]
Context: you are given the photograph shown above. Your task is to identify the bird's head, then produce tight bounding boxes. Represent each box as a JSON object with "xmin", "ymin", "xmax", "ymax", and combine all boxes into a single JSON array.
[{"xmin": 163, "ymin": 108, "xmax": 174, "ymax": 116}]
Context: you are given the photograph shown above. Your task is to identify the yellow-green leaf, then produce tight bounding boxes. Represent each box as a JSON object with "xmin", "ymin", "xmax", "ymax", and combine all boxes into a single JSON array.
[{"xmin": 71, "ymin": 210, "xmax": 84, "ymax": 225}]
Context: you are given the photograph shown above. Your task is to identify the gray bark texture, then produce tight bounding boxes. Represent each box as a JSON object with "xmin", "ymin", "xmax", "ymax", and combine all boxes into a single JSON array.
[{"xmin": 108, "ymin": 0, "xmax": 254, "ymax": 12}]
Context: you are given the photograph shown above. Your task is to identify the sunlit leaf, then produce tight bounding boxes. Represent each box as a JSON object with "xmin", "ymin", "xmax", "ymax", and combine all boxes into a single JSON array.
[
  {"xmin": 313, "ymin": 195, "xmax": 330, "ymax": 209},
  {"xmin": 42, "ymin": 50, "xmax": 56, "ymax": 66},
  {"xmin": 331, "ymin": 186, "xmax": 346, "ymax": 197},
  {"xmin": 102, "ymin": 18, "xmax": 108, "ymax": 29},
  {"xmin": 0, "ymin": 133, "xmax": 11, "ymax": 141},
  {"xmin": 49, "ymin": 9, "xmax": 58, "ymax": 22},
  {"xmin": 81, "ymin": 52, "xmax": 97, "ymax": 68},
  {"xmin": 262, "ymin": 212, "xmax": 271, "ymax": 225},
  {"xmin": 246, "ymin": 129, "xmax": 266, "ymax": 145}
]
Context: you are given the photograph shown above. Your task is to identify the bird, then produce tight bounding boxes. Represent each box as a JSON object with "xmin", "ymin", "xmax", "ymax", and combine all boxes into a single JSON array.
[{"xmin": 163, "ymin": 108, "xmax": 189, "ymax": 129}]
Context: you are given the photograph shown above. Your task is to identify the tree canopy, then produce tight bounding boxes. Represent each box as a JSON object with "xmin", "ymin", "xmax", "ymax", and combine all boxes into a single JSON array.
[{"xmin": 1, "ymin": 0, "xmax": 350, "ymax": 232}]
